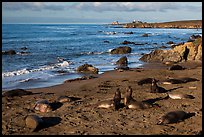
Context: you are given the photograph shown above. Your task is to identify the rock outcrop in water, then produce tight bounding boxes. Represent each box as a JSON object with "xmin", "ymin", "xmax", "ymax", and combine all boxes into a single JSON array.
[
  {"xmin": 116, "ymin": 56, "xmax": 128, "ymax": 67},
  {"xmin": 77, "ymin": 64, "xmax": 99, "ymax": 74},
  {"xmin": 139, "ymin": 36, "xmax": 202, "ymax": 63},
  {"xmin": 2, "ymin": 50, "xmax": 16, "ymax": 55},
  {"xmin": 110, "ymin": 46, "xmax": 132, "ymax": 54}
]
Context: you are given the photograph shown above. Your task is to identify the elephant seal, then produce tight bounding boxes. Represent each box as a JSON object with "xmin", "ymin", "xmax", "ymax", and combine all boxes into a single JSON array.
[
  {"xmin": 124, "ymin": 86, "xmax": 152, "ymax": 109},
  {"xmin": 94, "ymin": 88, "xmax": 121, "ymax": 110},
  {"xmin": 34, "ymin": 100, "xmax": 52, "ymax": 113},
  {"xmin": 151, "ymin": 78, "xmax": 167, "ymax": 93},
  {"xmin": 94, "ymin": 100, "xmax": 114, "ymax": 109},
  {"xmin": 25, "ymin": 115, "xmax": 43, "ymax": 131},
  {"xmin": 157, "ymin": 110, "xmax": 188, "ymax": 125},
  {"xmin": 167, "ymin": 93, "xmax": 195, "ymax": 99},
  {"xmin": 113, "ymin": 88, "xmax": 121, "ymax": 110}
]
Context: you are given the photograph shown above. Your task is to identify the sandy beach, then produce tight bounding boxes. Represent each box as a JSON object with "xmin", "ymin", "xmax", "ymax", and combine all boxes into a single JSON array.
[{"xmin": 2, "ymin": 60, "xmax": 202, "ymax": 135}]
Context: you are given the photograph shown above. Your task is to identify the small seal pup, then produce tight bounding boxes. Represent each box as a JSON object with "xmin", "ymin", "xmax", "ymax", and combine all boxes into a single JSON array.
[
  {"xmin": 25, "ymin": 115, "xmax": 43, "ymax": 131},
  {"xmin": 157, "ymin": 110, "xmax": 188, "ymax": 125},
  {"xmin": 124, "ymin": 86, "xmax": 152, "ymax": 109},
  {"xmin": 34, "ymin": 100, "xmax": 52, "ymax": 113},
  {"xmin": 151, "ymin": 78, "xmax": 167, "ymax": 93},
  {"xmin": 167, "ymin": 92, "xmax": 195, "ymax": 99}
]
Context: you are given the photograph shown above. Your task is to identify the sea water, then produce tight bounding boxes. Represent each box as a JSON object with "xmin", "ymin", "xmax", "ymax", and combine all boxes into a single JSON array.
[{"xmin": 2, "ymin": 24, "xmax": 202, "ymax": 90}]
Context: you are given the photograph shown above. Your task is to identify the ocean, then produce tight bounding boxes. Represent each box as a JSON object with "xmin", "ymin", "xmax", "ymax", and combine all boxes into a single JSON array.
[{"xmin": 2, "ymin": 24, "xmax": 202, "ymax": 90}]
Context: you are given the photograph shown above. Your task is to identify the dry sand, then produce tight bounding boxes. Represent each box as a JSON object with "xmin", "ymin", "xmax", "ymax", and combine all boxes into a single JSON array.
[{"xmin": 2, "ymin": 61, "xmax": 202, "ymax": 135}]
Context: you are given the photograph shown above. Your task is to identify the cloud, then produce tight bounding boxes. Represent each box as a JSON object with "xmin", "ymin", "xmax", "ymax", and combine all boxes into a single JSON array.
[
  {"xmin": 2, "ymin": 2, "xmax": 66, "ymax": 11},
  {"xmin": 71, "ymin": 2, "xmax": 180, "ymax": 12},
  {"xmin": 71, "ymin": 2, "xmax": 202, "ymax": 13},
  {"xmin": 3, "ymin": 2, "xmax": 201, "ymax": 12}
]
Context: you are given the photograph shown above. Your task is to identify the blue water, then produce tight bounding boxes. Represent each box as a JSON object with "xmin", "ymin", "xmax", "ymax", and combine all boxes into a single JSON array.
[{"xmin": 2, "ymin": 24, "xmax": 202, "ymax": 90}]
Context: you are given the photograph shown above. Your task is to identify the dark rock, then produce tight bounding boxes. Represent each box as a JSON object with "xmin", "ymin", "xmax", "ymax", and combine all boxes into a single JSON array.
[
  {"xmin": 159, "ymin": 46, "xmax": 167, "ymax": 49},
  {"xmin": 134, "ymin": 43, "xmax": 145, "ymax": 45},
  {"xmin": 124, "ymin": 32, "xmax": 133, "ymax": 34},
  {"xmin": 77, "ymin": 64, "xmax": 99, "ymax": 74},
  {"xmin": 20, "ymin": 47, "xmax": 28, "ymax": 50},
  {"xmin": 104, "ymin": 40, "xmax": 110, "ymax": 43},
  {"xmin": 142, "ymin": 33, "xmax": 148, "ymax": 37},
  {"xmin": 110, "ymin": 46, "xmax": 132, "ymax": 54},
  {"xmin": 169, "ymin": 65, "xmax": 185, "ymax": 70},
  {"xmin": 115, "ymin": 66, "xmax": 129, "ymax": 71},
  {"xmin": 116, "ymin": 56, "xmax": 128, "ymax": 67},
  {"xmin": 2, "ymin": 89, "xmax": 33, "ymax": 97},
  {"xmin": 2, "ymin": 50, "xmax": 16, "ymax": 55},
  {"xmin": 19, "ymin": 51, "xmax": 30, "ymax": 55},
  {"xmin": 166, "ymin": 41, "xmax": 174, "ymax": 44},
  {"xmin": 187, "ymin": 34, "xmax": 201, "ymax": 42},
  {"xmin": 121, "ymin": 40, "xmax": 135, "ymax": 45}
]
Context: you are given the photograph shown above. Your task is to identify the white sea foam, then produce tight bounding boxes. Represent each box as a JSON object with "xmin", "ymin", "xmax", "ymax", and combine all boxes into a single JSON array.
[
  {"xmin": 2, "ymin": 61, "xmax": 72, "ymax": 78},
  {"xmin": 108, "ymin": 49, "xmax": 113, "ymax": 52},
  {"xmin": 57, "ymin": 61, "xmax": 70, "ymax": 67},
  {"xmin": 80, "ymin": 51, "xmax": 106, "ymax": 55}
]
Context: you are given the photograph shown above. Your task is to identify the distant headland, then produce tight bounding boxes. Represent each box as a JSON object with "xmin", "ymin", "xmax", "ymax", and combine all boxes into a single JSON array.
[{"xmin": 110, "ymin": 20, "xmax": 202, "ymax": 29}]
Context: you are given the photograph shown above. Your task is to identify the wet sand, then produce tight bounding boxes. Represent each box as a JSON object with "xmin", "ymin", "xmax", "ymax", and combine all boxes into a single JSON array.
[{"xmin": 2, "ymin": 61, "xmax": 202, "ymax": 135}]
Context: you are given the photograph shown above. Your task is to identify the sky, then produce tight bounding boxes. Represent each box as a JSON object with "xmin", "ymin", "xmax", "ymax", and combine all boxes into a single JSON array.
[{"xmin": 2, "ymin": 2, "xmax": 202, "ymax": 24}]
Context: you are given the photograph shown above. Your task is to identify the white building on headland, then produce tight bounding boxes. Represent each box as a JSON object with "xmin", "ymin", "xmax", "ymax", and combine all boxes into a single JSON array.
[
  {"xmin": 111, "ymin": 21, "xmax": 119, "ymax": 25},
  {"xmin": 132, "ymin": 20, "xmax": 143, "ymax": 23}
]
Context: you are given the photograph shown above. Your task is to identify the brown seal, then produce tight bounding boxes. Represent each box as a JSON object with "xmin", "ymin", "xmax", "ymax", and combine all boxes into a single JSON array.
[
  {"xmin": 124, "ymin": 86, "xmax": 152, "ymax": 109},
  {"xmin": 93, "ymin": 88, "xmax": 121, "ymax": 110},
  {"xmin": 34, "ymin": 100, "xmax": 52, "ymax": 113},
  {"xmin": 157, "ymin": 110, "xmax": 188, "ymax": 125},
  {"xmin": 113, "ymin": 88, "xmax": 121, "ymax": 110},
  {"xmin": 94, "ymin": 100, "xmax": 114, "ymax": 109},
  {"xmin": 25, "ymin": 115, "xmax": 43, "ymax": 131},
  {"xmin": 151, "ymin": 78, "xmax": 167, "ymax": 93}
]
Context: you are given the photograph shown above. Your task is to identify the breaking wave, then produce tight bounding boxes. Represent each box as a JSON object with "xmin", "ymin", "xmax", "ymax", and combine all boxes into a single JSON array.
[{"xmin": 2, "ymin": 61, "xmax": 71, "ymax": 78}]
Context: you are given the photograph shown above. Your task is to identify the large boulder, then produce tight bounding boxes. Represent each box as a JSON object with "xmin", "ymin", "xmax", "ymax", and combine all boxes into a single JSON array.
[
  {"xmin": 110, "ymin": 46, "xmax": 132, "ymax": 54},
  {"xmin": 77, "ymin": 64, "xmax": 99, "ymax": 74},
  {"xmin": 139, "ymin": 49, "xmax": 182, "ymax": 63},
  {"xmin": 173, "ymin": 38, "xmax": 202, "ymax": 61},
  {"xmin": 116, "ymin": 56, "xmax": 128, "ymax": 66},
  {"xmin": 2, "ymin": 50, "xmax": 16, "ymax": 55},
  {"xmin": 139, "ymin": 37, "xmax": 202, "ymax": 63}
]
